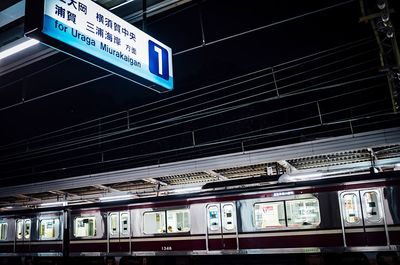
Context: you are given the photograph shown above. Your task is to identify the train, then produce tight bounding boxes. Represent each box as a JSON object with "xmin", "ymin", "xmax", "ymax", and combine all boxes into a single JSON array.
[{"xmin": 0, "ymin": 170, "xmax": 399, "ymax": 265}]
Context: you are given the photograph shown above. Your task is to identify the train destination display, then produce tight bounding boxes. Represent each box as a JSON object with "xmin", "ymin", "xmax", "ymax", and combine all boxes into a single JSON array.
[{"xmin": 25, "ymin": 0, "xmax": 173, "ymax": 92}]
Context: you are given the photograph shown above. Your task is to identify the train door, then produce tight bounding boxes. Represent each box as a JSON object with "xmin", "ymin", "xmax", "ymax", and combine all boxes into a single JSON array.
[
  {"xmin": 206, "ymin": 202, "xmax": 238, "ymax": 251},
  {"xmin": 339, "ymin": 189, "xmax": 388, "ymax": 247},
  {"xmin": 107, "ymin": 211, "xmax": 130, "ymax": 253},
  {"xmin": 15, "ymin": 219, "xmax": 31, "ymax": 253}
]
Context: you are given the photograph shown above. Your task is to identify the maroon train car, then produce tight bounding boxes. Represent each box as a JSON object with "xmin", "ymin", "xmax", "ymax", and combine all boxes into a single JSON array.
[{"xmin": 0, "ymin": 171, "xmax": 400, "ymax": 265}]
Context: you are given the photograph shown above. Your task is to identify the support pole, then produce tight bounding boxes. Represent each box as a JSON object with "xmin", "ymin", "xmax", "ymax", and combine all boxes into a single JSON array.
[
  {"xmin": 359, "ymin": 0, "xmax": 399, "ymax": 112},
  {"xmin": 317, "ymin": 101, "xmax": 323, "ymax": 125},
  {"xmin": 272, "ymin": 68, "xmax": 280, "ymax": 97},
  {"xmin": 142, "ymin": 0, "xmax": 147, "ymax": 32},
  {"xmin": 199, "ymin": 2, "xmax": 206, "ymax": 46}
]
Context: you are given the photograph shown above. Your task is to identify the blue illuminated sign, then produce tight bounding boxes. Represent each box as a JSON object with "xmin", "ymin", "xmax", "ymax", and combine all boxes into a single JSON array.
[
  {"xmin": 25, "ymin": 0, "xmax": 173, "ymax": 92},
  {"xmin": 148, "ymin": 40, "xmax": 170, "ymax": 81}
]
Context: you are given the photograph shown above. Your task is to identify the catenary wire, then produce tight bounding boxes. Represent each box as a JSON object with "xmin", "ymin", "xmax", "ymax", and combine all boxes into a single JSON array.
[
  {"xmin": 0, "ymin": 79, "xmax": 386, "ymax": 168},
  {"xmin": 0, "ymin": 70, "xmax": 384, "ymax": 164},
  {"xmin": 0, "ymin": 64, "xmax": 384, "ymax": 163},
  {"xmin": 0, "ymin": 38, "xmax": 376, "ymax": 152},
  {"xmin": 3, "ymin": 111, "xmax": 396, "ymax": 181}
]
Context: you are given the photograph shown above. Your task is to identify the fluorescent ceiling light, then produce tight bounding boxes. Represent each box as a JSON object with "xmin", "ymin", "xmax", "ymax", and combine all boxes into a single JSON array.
[
  {"xmin": 40, "ymin": 201, "xmax": 67, "ymax": 207},
  {"xmin": 172, "ymin": 186, "xmax": 202, "ymax": 194},
  {"xmin": 278, "ymin": 172, "xmax": 323, "ymax": 183},
  {"xmin": 99, "ymin": 194, "xmax": 133, "ymax": 202},
  {"xmin": 110, "ymin": 0, "xmax": 135, "ymax": 10},
  {"xmin": 0, "ymin": 39, "xmax": 40, "ymax": 60},
  {"xmin": 67, "ymin": 200, "xmax": 92, "ymax": 205}
]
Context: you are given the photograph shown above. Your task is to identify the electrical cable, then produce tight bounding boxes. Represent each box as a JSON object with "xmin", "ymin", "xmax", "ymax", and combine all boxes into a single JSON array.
[
  {"xmin": 0, "ymin": 77, "xmax": 388, "ymax": 167},
  {"xmin": 131, "ymin": 55, "xmax": 378, "ymax": 126},
  {"xmin": 0, "ymin": 39, "xmax": 376, "ymax": 159},
  {"xmin": 0, "ymin": 38, "xmax": 374, "ymax": 151},
  {"xmin": 173, "ymin": 0, "xmax": 356, "ymax": 55},
  {"xmin": 0, "ymin": 72, "xmax": 383, "ymax": 164},
  {"xmin": 199, "ymin": 84, "xmax": 385, "ymax": 137},
  {"xmin": 0, "ymin": 40, "xmax": 384, "ymax": 171},
  {"xmin": 0, "ymin": 65, "xmax": 385, "ymax": 164},
  {"xmin": 0, "ymin": 73, "xmax": 114, "ymax": 113},
  {"xmin": 3, "ymin": 111, "xmax": 397, "ymax": 180}
]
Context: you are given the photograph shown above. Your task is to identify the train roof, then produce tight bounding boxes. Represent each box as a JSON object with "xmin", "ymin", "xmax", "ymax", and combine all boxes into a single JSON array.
[{"xmin": 0, "ymin": 170, "xmax": 399, "ymax": 216}]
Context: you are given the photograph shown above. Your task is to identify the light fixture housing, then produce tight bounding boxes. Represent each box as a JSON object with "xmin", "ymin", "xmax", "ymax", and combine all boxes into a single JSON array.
[
  {"xmin": 40, "ymin": 201, "xmax": 67, "ymax": 207},
  {"xmin": 110, "ymin": 0, "xmax": 135, "ymax": 10},
  {"xmin": 99, "ymin": 194, "xmax": 134, "ymax": 202},
  {"xmin": 172, "ymin": 186, "xmax": 202, "ymax": 194},
  {"xmin": 377, "ymin": 0, "xmax": 386, "ymax": 10},
  {"xmin": 0, "ymin": 38, "xmax": 40, "ymax": 60}
]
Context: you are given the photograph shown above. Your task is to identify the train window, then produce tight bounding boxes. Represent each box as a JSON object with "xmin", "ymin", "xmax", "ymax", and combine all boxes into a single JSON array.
[
  {"xmin": 166, "ymin": 209, "xmax": 190, "ymax": 233},
  {"xmin": 342, "ymin": 193, "xmax": 362, "ymax": 224},
  {"xmin": 143, "ymin": 211, "xmax": 165, "ymax": 234},
  {"xmin": 222, "ymin": 204, "xmax": 235, "ymax": 231},
  {"xmin": 109, "ymin": 212, "xmax": 130, "ymax": 237},
  {"xmin": 74, "ymin": 217, "xmax": 96, "ymax": 237},
  {"xmin": 24, "ymin": 219, "xmax": 31, "ymax": 240},
  {"xmin": 16, "ymin": 220, "xmax": 23, "ymax": 239},
  {"xmin": 362, "ymin": 191, "xmax": 382, "ymax": 223},
  {"xmin": 39, "ymin": 218, "xmax": 60, "ymax": 240},
  {"xmin": 207, "ymin": 205, "xmax": 220, "ymax": 231},
  {"xmin": 109, "ymin": 213, "xmax": 119, "ymax": 237},
  {"xmin": 286, "ymin": 198, "xmax": 321, "ymax": 227},
  {"xmin": 120, "ymin": 212, "xmax": 129, "ymax": 236},
  {"xmin": 254, "ymin": 202, "xmax": 285, "ymax": 229},
  {"xmin": 17, "ymin": 219, "xmax": 31, "ymax": 240},
  {"xmin": 0, "ymin": 222, "xmax": 7, "ymax": 240}
]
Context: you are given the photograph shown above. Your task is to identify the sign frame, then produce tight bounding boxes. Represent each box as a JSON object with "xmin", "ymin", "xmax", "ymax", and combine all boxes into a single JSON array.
[{"xmin": 24, "ymin": 0, "xmax": 173, "ymax": 92}]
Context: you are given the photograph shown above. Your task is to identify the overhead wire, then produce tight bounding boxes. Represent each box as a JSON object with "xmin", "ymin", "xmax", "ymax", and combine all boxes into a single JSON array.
[
  {"xmin": 106, "ymin": 112, "xmax": 399, "ymax": 172},
  {"xmin": 242, "ymin": 113, "xmax": 397, "ymax": 151},
  {"xmin": 0, "ymin": 77, "xmax": 388, "ymax": 167},
  {"xmin": 0, "ymin": 56, "xmax": 384, "ymax": 162},
  {"xmin": 128, "ymin": 39, "xmax": 375, "ymax": 117},
  {"xmin": 0, "ymin": 70, "xmax": 384, "ymax": 165},
  {"xmin": 198, "ymin": 83, "xmax": 385, "ymax": 137},
  {"xmin": 0, "ymin": 29, "xmax": 373, "ymax": 145},
  {"xmin": 0, "ymin": 38, "xmax": 376, "ymax": 152},
  {"xmin": 0, "ymin": 73, "xmax": 114, "ymax": 112},
  {"xmin": 157, "ymin": 71, "xmax": 384, "ymax": 126},
  {"xmin": 0, "ymin": 38, "xmax": 384, "ymax": 170},
  {"xmin": 128, "ymin": 48, "xmax": 378, "ymax": 126},
  {"xmin": 3, "ymin": 110, "xmax": 396, "ymax": 180},
  {"xmin": 0, "ymin": 2, "xmax": 371, "ymax": 153},
  {"xmin": 132, "ymin": 57, "xmax": 379, "ymax": 126},
  {"xmin": 173, "ymin": 0, "xmax": 356, "ymax": 55},
  {"xmin": 0, "ymin": 57, "xmax": 72, "ymax": 91}
]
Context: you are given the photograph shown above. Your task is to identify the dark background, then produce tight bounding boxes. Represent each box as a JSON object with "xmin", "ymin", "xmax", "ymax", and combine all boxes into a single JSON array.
[{"xmin": 0, "ymin": 0, "xmax": 399, "ymax": 186}]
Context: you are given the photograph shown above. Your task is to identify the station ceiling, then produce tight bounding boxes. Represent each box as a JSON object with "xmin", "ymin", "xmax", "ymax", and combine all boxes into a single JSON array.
[{"xmin": 0, "ymin": 0, "xmax": 399, "ymax": 208}]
